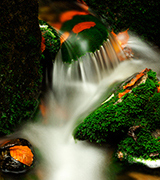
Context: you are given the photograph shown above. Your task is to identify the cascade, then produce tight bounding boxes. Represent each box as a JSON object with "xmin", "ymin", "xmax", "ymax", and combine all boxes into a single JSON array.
[{"xmin": 1, "ymin": 1, "xmax": 160, "ymax": 179}]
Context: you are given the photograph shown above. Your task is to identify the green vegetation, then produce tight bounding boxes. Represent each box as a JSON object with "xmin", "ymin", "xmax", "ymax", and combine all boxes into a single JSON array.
[
  {"xmin": 74, "ymin": 70, "xmax": 160, "ymax": 161},
  {"xmin": 0, "ymin": 20, "xmax": 61, "ymax": 136},
  {"xmin": 118, "ymin": 129, "xmax": 160, "ymax": 161},
  {"xmin": 0, "ymin": 0, "xmax": 42, "ymax": 135},
  {"xmin": 0, "ymin": 47, "xmax": 42, "ymax": 135},
  {"xmin": 39, "ymin": 20, "xmax": 60, "ymax": 60}
]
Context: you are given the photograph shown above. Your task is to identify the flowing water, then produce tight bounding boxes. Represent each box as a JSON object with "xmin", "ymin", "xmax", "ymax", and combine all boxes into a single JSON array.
[
  {"xmin": 18, "ymin": 32, "xmax": 160, "ymax": 180},
  {"xmin": 20, "ymin": 34, "xmax": 130, "ymax": 180},
  {"xmin": 1, "ymin": 1, "xmax": 160, "ymax": 180}
]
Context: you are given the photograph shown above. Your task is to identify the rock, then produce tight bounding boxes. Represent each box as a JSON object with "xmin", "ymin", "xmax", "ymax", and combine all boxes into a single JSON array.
[
  {"xmin": 74, "ymin": 69, "xmax": 160, "ymax": 166},
  {"xmin": 0, "ymin": 0, "xmax": 42, "ymax": 135}
]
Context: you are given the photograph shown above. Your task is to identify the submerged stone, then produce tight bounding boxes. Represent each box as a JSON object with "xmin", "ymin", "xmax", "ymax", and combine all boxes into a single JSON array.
[
  {"xmin": 0, "ymin": 138, "xmax": 34, "ymax": 174},
  {"xmin": 38, "ymin": 1, "xmax": 109, "ymax": 63}
]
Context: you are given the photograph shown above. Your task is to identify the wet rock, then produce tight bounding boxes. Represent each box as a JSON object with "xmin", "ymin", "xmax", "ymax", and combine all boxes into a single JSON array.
[{"xmin": 0, "ymin": 138, "xmax": 34, "ymax": 174}]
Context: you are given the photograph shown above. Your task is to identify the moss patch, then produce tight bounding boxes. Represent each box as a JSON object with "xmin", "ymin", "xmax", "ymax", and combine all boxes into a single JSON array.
[
  {"xmin": 0, "ymin": 0, "xmax": 42, "ymax": 135},
  {"xmin": 74, "ymin": 69, "xmax": 160, "ymax": 160},
  {"xmin": 39, "ymin": 20, "xmax": 60, "ymax": 61}
]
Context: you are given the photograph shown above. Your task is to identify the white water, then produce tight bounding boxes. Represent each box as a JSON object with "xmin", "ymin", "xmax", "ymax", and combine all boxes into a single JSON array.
[
  {"xmin": 0, "ymin": 1, "xmax": 159, "ymax": 178},
  {"xmin": 18, "ymin": 31, "xmax": 160, "ymax": 180},
  {"xmin": 127, "ymin": 32, "xmax": 160, "ymax": 77}
]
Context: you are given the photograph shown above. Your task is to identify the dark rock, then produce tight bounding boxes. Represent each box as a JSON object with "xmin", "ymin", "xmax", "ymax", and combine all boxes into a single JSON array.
[{"xmin": 0, "ymin": 0, "xmax": 42, "ymax": 135}]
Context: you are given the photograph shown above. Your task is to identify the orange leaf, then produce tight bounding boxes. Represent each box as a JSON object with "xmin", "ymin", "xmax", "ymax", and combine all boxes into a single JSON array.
[
  {"xmin": 41, "ymin": 36, "xmax": 46, "ymax": 53},
  {"xmin": 111, "ymin": 30, "xmax": 117, "ymax": 38},
  {"xmin": 72, "ymin": 21, "xmax": 96, "ymax": 34},
  {"xmin": 118, "ymin": 89, "xmax": 131, "ymax": 98},
  {"xmin": 9, "ymin": 146, "xmax": 33, "ymax": 166},
  {"xmin": 111, "ymin": 29, "xmax": 129, "ymax": 50},
  {"xmin": 39, "ymin": 101, "xmax": 46, "ymax": 117},
  {"xmin": 123, "ymin": 72, "xmax": 144, "ymax": 89},
  {"xmin": 49, "ymin": 22, "xmax": 62, "ymax": 31},
  {"xmin": 60, "ymin": 11, "xmax": 89, "ymax": 23},
  {"xmin": 116, "ymin": 29, "xmax": 129, "ymax": 47},
  {"xmin": 157, "ymin": 82, "xmax": 160, "ymax": 93}
]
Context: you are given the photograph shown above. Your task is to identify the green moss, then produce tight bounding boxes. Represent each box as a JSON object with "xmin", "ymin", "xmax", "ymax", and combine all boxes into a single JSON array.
[
  {"xmin": 39, "ymin": 20, "xmax": 60, "ymax": 60},
  {"xmin": 118, "ymin": 129, "xmax": 160, "ymax": 161},
  {"xmin": 0, "ymin": 1, "xmax": 42, "ymax": 135},
  {"xmin": 74, "ymin": 70, "xmax": 160, "ymax": 156}
]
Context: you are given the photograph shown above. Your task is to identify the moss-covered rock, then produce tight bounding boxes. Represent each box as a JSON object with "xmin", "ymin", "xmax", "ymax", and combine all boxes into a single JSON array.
[
  {"xmin": 0, "ymin": 0, "xmax": 42, "ymax": 135},
  {"xmin": 74, "ymin": 69, "xmax": 160, "ymax": 161},
  {"xmin": 117, "ymin": 128, "xmax": 160, "ymax": 162},
  {"xmin": 39, "ymin": 20, "xmax": 60, "ymax": 60},
  {"xmin": 38, "ymin": 1, "xmax": 109, "ymax": 63},
  {"xmin": 39, "ymin": 20, "xmax": 60, "ymax": 91}
]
